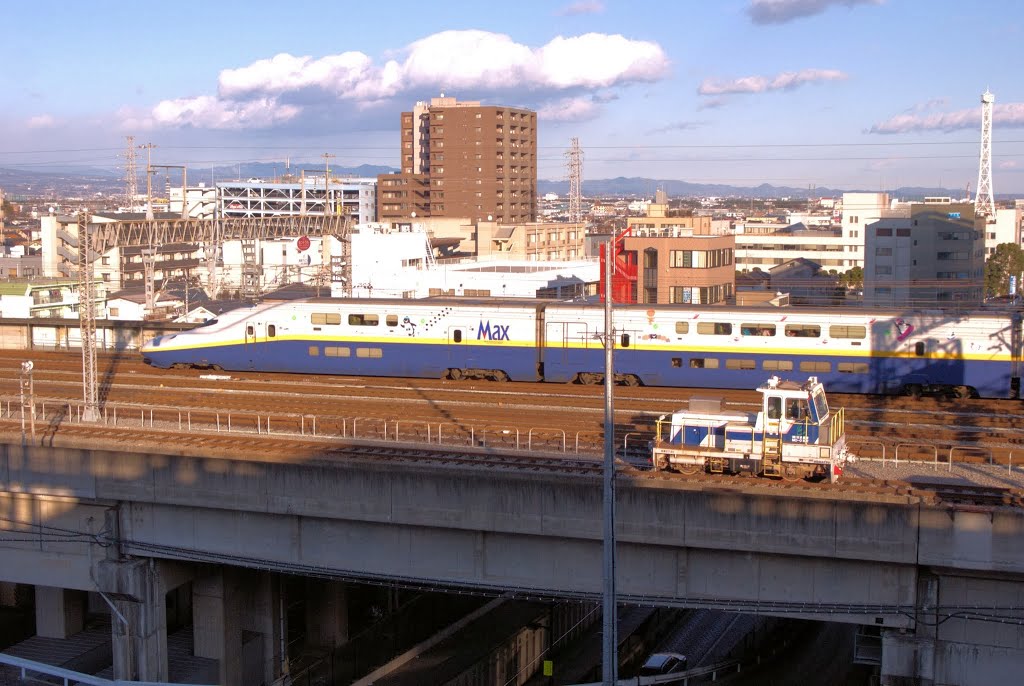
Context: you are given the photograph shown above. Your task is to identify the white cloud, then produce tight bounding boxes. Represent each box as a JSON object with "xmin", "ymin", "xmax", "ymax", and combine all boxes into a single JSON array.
[
  {"xmin": 747, "ymin": 0, "xmax": 883, "ymax": 25},
  {"xmin": 869, "ymin": 103, "xmax": 1024, "ymax": 134},
  {"xmin": 997, "ymin": 160, "xmax": 1020, "ymax": 170},
  {"xmin": 134, "ymin": 30, "xmax": 669, "ymax": 131},
  {"xmin": 537, "ymin": 97, "xmax": 601, "ymax": 122},
  {"xmin": 27, "ymin": 114, "xmax": 57, "ymax": 129},
  {"xmin": 143, "ymin": 96, "xmax": 301, "ymax": 130},
  {"xmin": 557, "ymin": 1, "xmax": 605, "ymax": 16},
  {"xmin": 698, "ymin": 69, "xmax": 846, "ymax": 95}
]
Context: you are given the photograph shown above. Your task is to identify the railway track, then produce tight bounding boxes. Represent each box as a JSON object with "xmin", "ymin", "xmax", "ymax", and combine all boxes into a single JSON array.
[{"xmin": 2, "ymin": 349, "xmax": 1024, "ymax": 506}]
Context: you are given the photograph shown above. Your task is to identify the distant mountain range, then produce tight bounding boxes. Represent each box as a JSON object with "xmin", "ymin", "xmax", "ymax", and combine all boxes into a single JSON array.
[{"xmin": 0, "ymin": 163, "xmax": 1012, "ymax": 202}]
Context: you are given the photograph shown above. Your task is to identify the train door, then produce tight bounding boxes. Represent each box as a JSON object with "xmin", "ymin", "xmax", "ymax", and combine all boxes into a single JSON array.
[
  {"xmin": 544, "ymin": 321, "xmax": 588, "ymax": 380},
  {"xmin": 1012, "ymin": 312, "xmax": 1023, "ymax": 399},
  {"xmin": 244, "ymin": 320, "xmax": 265, "ymax": 370}
]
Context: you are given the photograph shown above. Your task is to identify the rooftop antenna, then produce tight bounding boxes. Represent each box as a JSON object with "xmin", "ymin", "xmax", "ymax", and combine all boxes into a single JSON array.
[{"xmin": 975, "ymin": 89, "xmax": 996, "ymax": 217}]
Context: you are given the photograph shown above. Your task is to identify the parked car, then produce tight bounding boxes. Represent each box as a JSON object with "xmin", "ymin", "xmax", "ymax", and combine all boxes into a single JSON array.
[{"xmin": 638, "ymin": 652, "xmax": 688, "ymax": 676}]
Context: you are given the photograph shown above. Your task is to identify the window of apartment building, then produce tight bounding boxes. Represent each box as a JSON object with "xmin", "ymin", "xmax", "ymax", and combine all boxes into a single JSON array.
[
  {"xmin": 435, "ymin": 141, "xmax": 444, "ymax": 148},
  {"xmin": 474, "ymin": 127, "xmax": 482, "ymax": 133},
  {"xmin": 849, "ymin": 215, "xmax": 859, "ymax": 223},
  {"xmin": 875, "ymin": 247, "xmax": 892, "ymax": 256},
  {"xmin": 433, "ymin": 179, "xmax": 444, "ymax": 186},
  {"xmin": 434, "ymin": 113, "xmax": 443, "ymax": 120},
  {"xmin": 568, "ymin": 231, "xmax": 577, "ymax": 240},
  {"xmin": 475, "ymin": 112, "xmax": 482, "ymax": 118},
  {"xmin": 896, "ymin": 229, "xmax": 911, "ymax": 237},
  {"xmin": 404, "ymin": 141, "xmax": 412, "ymax": 149},
  {"xmin": 529, "ymin": 234, "xmax": 537, "ymax": 244},
  {"xmin": 670, "ymin": 286, "xmax": 692, "ymax": 304},
  {"xmin": 876, "ymin": 228, "xmax": 892, "ymax": 237},
  {"xmin": 669, "ymin": 250, "xmax": 692, "ymax": 268},
  {"xmin": 435, "ymin": 166, "xmax": 443, "ymax": 173},
  {"xmin": 875, "ymin": 265, "xmax": 892, "ymax": 276},
  {"xmin": 474, "ymin": 191, "xmax": 482, "ymax": 198}
]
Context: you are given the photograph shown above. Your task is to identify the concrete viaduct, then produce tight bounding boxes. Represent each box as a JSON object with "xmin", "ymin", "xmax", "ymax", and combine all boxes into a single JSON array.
[{"xmin": 1, "ymin": 435, "xmax": 1023, "ymax": 685}]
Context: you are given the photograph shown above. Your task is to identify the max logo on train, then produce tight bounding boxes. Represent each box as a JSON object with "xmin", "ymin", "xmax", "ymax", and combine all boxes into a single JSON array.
[{"xmin": 477, "ymin": 321, "xmax": 511, "ymax": 340}]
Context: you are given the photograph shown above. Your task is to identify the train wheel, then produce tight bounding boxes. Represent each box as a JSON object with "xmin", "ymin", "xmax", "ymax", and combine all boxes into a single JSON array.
[
  {"xmin": 492, "ymin": 370, "xmax": 509, "ymax": 382},
  {"xmin": 448, "ymin": 368, "xmax": 464, "ymax": 381},
  {"xmin": 623, "ymin": 374, "xmax": 641, "ymax": 387},
  {"xmin": 678, "ymin": 463, "xmax": 701, "ymax": 475},
  {"xmin": 903, "ymin": 383, "xmax": 923, "ymax": 398}
]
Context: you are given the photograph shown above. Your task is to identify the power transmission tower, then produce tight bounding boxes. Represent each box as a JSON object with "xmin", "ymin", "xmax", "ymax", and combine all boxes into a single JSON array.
[
  {"xmin": 322, "ymin": 153, "xmax": 336, "ymax": 216},
  {"xmin": 77, "ymin": 211, "xmax": 99, "ymax": 422},
  {"xmin": 975, "ymin": 90, "xmax": 995, "ymax": 218},
  {"xmin": 123, "ymin": 135, "xmax": 137, "ymax": 211},
  {"xmin": 566, "ymin": 138, "xmax": 583, "ymax": 224},
  {"xmin": 139, "ymin": 142, "xmax": 157, "ymax": 220}
]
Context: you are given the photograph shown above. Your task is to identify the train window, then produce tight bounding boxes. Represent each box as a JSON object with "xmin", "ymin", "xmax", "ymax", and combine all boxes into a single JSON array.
[
  {"xmin": 726, "ymin": 359, "xmax": 756, "ymax": 370},
  {"xmin": 785, "ymin": 324, "xmax": 821, "ymax": 338},
  {"xmin": 267, "ymin": 325, "xmax": 276, "ymax": 338},
  {"xmin": 453, "ymin": 330, "xmax": 463, "ymax": 343},
  {"xmin": 697, "ymin": 322, "xmax": 732, "ymax": 336},
  {"xmin": 800, "ymin": 361, "xmax": 831, "ymax": 373},
  {"xmin": 915, "ymin": 342, "xmax": 925, "ymax": 356},
  {"xmin": 325, "ymin": 347, "xmax": 351, "ymax": 357},
  {"xmin": 838, "ymin": 362, "xmax": 869, "ymax": 374},
  {"xmin": 674, "ymin": 322, "xmax": 689, "ymax": 334},
  {"xmin": 312, "ymin": 312, "xmax": 341, "ymax": 325},
  {"xmin": 830, "ymin": 325, "xmax": 866, "ymax": 339},
  {"xmin": 386, "ymin": 315, "xmax": 399, "ymax": 326},
  {"xmin": 246, "ymin": 325, "xmax": 254, "ymax": 336},
  {"xmin": 308, "ymin": 346, "xmax": 319, "ymax": 356},
  {"xmin": 785, "ymin": 399, "xmax": 807, "ymax": 420},
  {"xmin": 741, "ymin": 324, "xmax": 775, "ymax": 337},
  {"xmin": 763, "ymin": 360, "xmax": 793, "ymax": 372},
  {"xmin": 689, "ymin": 358, "xmax": 719, "ymax": 369},
  {"xmin": 671, "ymin": 357, "xmax": 682, "ymax": 367},
  {"xmin": 356, "ymin": 347, "xmax": 383, "ymax": 358},
  {"xmin": 348, "ymin": 314, "xmax": 379, "ymax": 326},
  {"xmin": 620, "ymin": 333, "xmax": 630, "ymax": 348}
]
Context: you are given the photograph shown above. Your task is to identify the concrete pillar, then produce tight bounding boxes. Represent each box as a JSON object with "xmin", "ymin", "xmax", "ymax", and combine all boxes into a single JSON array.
[
  {"xmin": 193, "ymin": 568, "xmax": 287, "ymax": 686},
  {"xmin": 305, "ymin": 579, "xmax": 348, "ymax": 650},
  {"xmin": 193, "ymin": 569, "xmax": 243, "ymax": 686},
  {"xmin": 35, "ymin": 586, "xmax": 85, "ymax": 639},
  {"xmin": 96, "ymin": 558, "xmax": 168, "ymax": 682},
  {"xmin": 880, "ymin": 574, "xmax": 938, "ymax": 686},
  {"xmin": 241, "ymin": 571, "xmax": 286, "ymax": 685}
]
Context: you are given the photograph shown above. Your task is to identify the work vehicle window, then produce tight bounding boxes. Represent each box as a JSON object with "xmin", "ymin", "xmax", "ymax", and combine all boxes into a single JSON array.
[
  {"xmin": 785, "ymin": 399, "xmax": 806, "ymax": 420},
  {"xmin": 767, "ymin": 397, "xmax": 782, "ymax": 419}
]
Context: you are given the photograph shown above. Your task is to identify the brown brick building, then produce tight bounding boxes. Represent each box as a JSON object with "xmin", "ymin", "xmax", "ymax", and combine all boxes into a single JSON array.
[{"xmin": 377, "ymin": 96, "xmax": 537, "ymax": 225}]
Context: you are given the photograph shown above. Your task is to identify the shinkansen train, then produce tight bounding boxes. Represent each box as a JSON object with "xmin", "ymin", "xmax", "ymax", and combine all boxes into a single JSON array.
[{"xmin": 140, "ymin": 297, "xmax": 1024, "ymax": 399}]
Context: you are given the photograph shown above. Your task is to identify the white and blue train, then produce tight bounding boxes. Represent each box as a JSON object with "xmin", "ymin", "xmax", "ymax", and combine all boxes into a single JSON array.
[
  {"xmin": 651, "ymin": 376, "xmax": 849, "ymax": 482},
  {"xmin": 141, "ymin": 297, "xmax": 1023, "ymax": 399}
]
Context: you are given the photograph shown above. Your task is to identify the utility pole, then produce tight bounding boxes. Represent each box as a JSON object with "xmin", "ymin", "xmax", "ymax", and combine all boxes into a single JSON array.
[
  {"xmin": 322, "ymin": 153, "xmax": 336, "ymax": 216},
  {"xmin": 601, "ymin": 234, "xmax": 618, "ymax": 685},
  {"xmin": 20, "ymin": 360, "xmax": 35, "ymax": 444}
]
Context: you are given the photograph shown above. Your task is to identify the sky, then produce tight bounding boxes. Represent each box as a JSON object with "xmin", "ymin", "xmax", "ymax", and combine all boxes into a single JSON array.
[{"xmin": 2, "ymin": 0, "xmax": 1023, "ymax": 193}]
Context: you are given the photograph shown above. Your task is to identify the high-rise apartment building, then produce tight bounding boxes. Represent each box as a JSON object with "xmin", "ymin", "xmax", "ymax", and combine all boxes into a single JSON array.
[{"xmin": 377, "ymin": 96, "xmax": 537, "ymax": 224}]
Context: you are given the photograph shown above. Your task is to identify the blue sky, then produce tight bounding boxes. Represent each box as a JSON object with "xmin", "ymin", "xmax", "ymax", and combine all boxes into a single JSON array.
[{"xmin": 2, "ymin": 0, "xmax": 1023, "ymax": 193}]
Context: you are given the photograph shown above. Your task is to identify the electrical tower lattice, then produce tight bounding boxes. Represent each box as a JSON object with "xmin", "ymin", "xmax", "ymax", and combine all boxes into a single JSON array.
[
  {"xmin": 123, "ymin": 135, "xmax": 137, "ymax": 211},
  {"xmin": 77, "ymin": 212, "xmax": 99, "ymax": 421},
  {"xmin": 566, "ymin": 138, "xmax": 583, "ymax": 224},
  {"xmin": 975, "ymin": 90, "xmax": 995, "ymax": 217}
]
